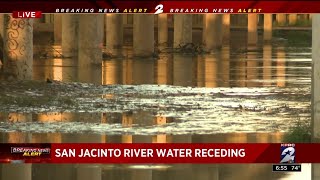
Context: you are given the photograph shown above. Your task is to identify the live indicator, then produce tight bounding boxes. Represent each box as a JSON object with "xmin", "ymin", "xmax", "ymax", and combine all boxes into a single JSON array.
[{"xmin": 12, "ymin": 11, "xmax": 42, "ymax": 18}]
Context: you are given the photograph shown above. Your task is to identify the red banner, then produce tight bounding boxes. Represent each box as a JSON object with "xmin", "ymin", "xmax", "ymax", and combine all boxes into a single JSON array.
[
  {"xmin": 0, "ymin": 1, "xmax": 319, "ymax": 13},
  {"xmin": 0, "ymin": 143, "xmax": 316, "ymax": 163}
]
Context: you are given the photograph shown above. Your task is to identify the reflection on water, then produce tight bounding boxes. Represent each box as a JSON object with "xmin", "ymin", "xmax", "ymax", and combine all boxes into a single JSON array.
[
  {"xmin": 33, "ymin": 44, "xmax": 311, "ymax": 89},
  {"xmin": 1, "ymin": 41, "xmax": 312, "ymax": 179}
]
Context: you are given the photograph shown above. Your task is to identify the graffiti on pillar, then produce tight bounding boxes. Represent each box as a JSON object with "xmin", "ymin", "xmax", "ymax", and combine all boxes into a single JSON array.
[
  {"xmin": 3, "ymin": 15, "xmax": 33, "ymax": 79},
  {"xmin": 4, "ymin": 15, "xmax": 31, "ymax": 60}
]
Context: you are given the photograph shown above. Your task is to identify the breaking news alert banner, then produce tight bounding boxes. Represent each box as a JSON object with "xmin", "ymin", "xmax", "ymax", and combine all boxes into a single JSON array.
[
  {"xmin": 0, "ymin": 143, "xmax": 315, "ymax": 164},
  {"xmin": 1, "ymin": 1, "xmax": 320, "ymax": 13}
]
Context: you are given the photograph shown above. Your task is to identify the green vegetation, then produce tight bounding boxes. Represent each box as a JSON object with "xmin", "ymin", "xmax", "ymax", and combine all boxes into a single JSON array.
[
  {"xmin": 283, "ymin": 120, "xmax": 311, "ymax": 143},
  {"xmin": 273, "ymin": 19, "xmax": 311, "ymax": 27},
  {"xmin": 273, "ymin": 30, "xmax": 311, "ymax": 46},
  {"xmin": 288, "ymin": 19, "xmax": 312, "ymax": 27}
]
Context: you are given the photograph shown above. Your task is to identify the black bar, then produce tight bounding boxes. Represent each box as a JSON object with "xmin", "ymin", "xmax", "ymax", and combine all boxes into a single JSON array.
[{"xmin": 272, "ymin": 164, "xmax": 302, "ymax": 172}]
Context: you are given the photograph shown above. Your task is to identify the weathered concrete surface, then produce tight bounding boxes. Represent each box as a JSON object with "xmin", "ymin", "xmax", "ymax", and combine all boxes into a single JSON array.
[
  {"xmin": 62, "ymin": 15, "xmax": 79, "ymax": 57},
  {"xmin": 263, "ymin": 14, "xmax": 273, "ymax": 42},
  {"xmin": 288, "ymin": 14, "xmax": 297, "ymax": 25},
  {"xmin": 276, "ymin": 14, "xmax": 286, "ymax": 25},
  {"xmin": 3, "ymin": 15, "xmax": 33, "ymax": 80},
  {"xmin": 223, "ymin": 14, "xmax": 230, "ymax": 42},
  {"xmin": 0, "ymin": 14, "xmax": 3, "ymax": 42},
  {"xmin": 0, "ymin": 14, "xmax": 3, "ymax": 65},
  {"xmin": 133, "ymin": 14, "xmax": 154, "ymax": 57},
  {"xmin": 2, "ymin": 164, "xmax": 32, "ymax": 180},
  {"xmin": 78, "ymin": 14, "xmax": 103, "ymax": 65},
  {"xmin": 174, "ymin": 14, "xmax": 192, "ymax": 48},
  {"xmin": 77, "ymin": 165, "xmax": 102, "ymax": 180},
  {"xmin": 247, "ymin": 14, "xmax": 258, "ymax": 45},
  {"xmin": 312, "ymin": 14, "xmax": 320, "ymax": 143},
  {"xmin": 312, "ymin": 14, "xmax": 320, "ymax": 180},
  {"xmin": 106, "ymin": 14, "xmax": 123, "ymax": 54},
  {"xmin": 158, "ymin": 14, "xmax": 168, "ymax": 47},
  {"xmin": 54, "ymin": 14, "xmax": 62, "ymax": 44},
  {"xmin": 203, "ymin": 14, "xmax": 223, "ymax": 51},
  {"xmin": 312, "ymin": 164, "xmax": 320, "ymax": 180}
]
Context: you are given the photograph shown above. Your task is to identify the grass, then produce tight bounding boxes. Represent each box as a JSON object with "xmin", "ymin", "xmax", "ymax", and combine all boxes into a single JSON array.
[{"xmin": 283, "ymin": 120, "xmax": 311, "ymax": 143}]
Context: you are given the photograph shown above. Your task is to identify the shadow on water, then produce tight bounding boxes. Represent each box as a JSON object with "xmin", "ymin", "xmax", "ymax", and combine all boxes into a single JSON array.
[{"xmin": 0, "ymin": 30, "xmax": 313, "ymax": 179}]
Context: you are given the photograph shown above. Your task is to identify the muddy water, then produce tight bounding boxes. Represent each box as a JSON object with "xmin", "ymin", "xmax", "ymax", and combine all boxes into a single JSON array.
[{"xmin": 0, "ymin": 40, "xmax": 312, "ymax": 179}]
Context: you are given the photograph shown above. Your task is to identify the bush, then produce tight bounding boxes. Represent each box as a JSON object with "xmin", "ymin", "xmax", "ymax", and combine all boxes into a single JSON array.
[{"xmin": 283, "ymin": 121, "xmax": 311, "ymax": 143}]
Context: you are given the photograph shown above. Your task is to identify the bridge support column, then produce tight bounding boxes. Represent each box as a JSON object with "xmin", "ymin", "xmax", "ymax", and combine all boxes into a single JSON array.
[
  {"xmin": 0, "ymin": 14, "xmax": 3, "ymax": 65},
  {"xmin": 174, "ymin": 14, "xmax": 192, "ymax": 48},
  {"xmin": 0, "ymin": 15, "xmax": 3, "ymax": 41},
  {"xmin": 3, "ymin": 15, "xmax": 33, "ymax": 80},
  {"xmin": 263, "ymin": 14, "xmax": 273, "ymax": 42},
  {"xmin": 222, "ymin": 14, "xmax": 230, "ymax": 42},
  {"xmin": 203, "ymin": 14, "xmax": 223, "ymax": 51},
  {"xmin": 2, "ymin": 164, "xmax": 32, "ymax": 180},
  {"xmin": 54, "ymin": 14, "xmax": 62, "ymax": 44},
  {"xmin": 78, "ymin": 14, "xmax": 103, "ymax": 65},
  {"xmin": 312, "ymin": 14, "xmax": 320, "ymax": 180},
  {"xmin": 158, "ymin": 14, "xmax": 168, "ymax": 47},
  {"xmin": 106, "ymin": 14, "xmax": 123, "ymax": 55},
  {"xmin": 276, "ymin": 14, "xmax": 286, "ymax": 26},
  {"xmin": 288, "ymin": 14, "xmax": 297, "ymax": 25},
  {"xmin": 62, "ymin": 15, "xmax": 79, "ymax": 57},
  {"xmin": 133, "ymin": 14, "xmax": 154, "ymax": 57},
  {"xmin": 247, "ymin": 14, "xmax": 258, "ymax": 45}
]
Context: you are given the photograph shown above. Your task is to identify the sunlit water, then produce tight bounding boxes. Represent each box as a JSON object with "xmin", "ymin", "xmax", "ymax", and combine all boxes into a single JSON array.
[{"xmin": 0, "ymin": 32, "xmax": 313, "ymax": 179}]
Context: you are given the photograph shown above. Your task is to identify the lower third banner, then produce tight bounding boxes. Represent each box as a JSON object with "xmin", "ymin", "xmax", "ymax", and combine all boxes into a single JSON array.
[{"xmin": 0, "ymin": 143, "xmax": 315, "ymax": 163}]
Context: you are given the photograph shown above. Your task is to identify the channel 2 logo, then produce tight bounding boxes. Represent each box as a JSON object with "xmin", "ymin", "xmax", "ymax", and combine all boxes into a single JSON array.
[
  {"xmin": 280, "ymin": 144, "xmax": 295, "ymax": 163},
  {"xmin": 154, "ymin": 4, "xmax": 164, "ymax": 14}
]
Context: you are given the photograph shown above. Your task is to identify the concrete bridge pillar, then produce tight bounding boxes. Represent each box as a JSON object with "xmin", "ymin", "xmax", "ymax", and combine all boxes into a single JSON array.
[
  {"xmin": 3, "ymin": 15, "xmax": 33, "ymax": 80},
  {"xmin": 78, "ymin": 14, "xmax": 103, "ymax": 65},
  {"xmin": 0, "ymin": 14, "xmax": 3, "ymax": 65},
  {"xmin": 133, "ymin": 14, "xmax": 154, "ymax": 57},
  {"xmin": 203, "ymin": 14, "xmax": 223, "ymax": 51},
  {"xmin": 276, "ymin": 14, "xmax": 286, "ymax": 26},
  {"xmin": 288, "ymin": 14, "xmax": 297, "ymax": 25},
  {"xmin": 222, "ymin": 14, "xmax": 230, "ymax": 42},
  {"xmin": 62, "ymin": 14, "xmax": 79, "ymax": 57},
  {"xmin": 2, "ymin": 164, "xmax": 32, "ymax": 180},
  {"xmin": 54, "ymin": 14, "xmax": 62, "ymax": 44},
  {"xmin": 263, "ymin": 14, "xmax": 273, "ymax": 42},
  {"xmin": 158, "ymin": 14, "xmax": 168, "ymax": 47},
  {"xmin": 0, "ymin": 15, "xmax": 3, "ymax": 40},
  {"xmin": 247, "ymin": 14, "xmax": 258, "ymax": 45},
  {"xmin": 312, "ymin": 14, "xmax": 320, "ymax": 180},
  {"xmin": 77, "ymin": 165, "xmax": 102, "ymax": 180},
  {"xmin": 312, "ymin": 14, "xmax": 320, "ymax": 142},
  {"xmin": 174, "ymin": 14, "xmax": 192, "ymax": 48},
  {"xmin": 106, "ymin": 14, "xmax": 123, "ymax": 55}
]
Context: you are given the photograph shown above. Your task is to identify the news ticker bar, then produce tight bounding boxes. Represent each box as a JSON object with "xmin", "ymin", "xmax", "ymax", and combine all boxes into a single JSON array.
[
  {"xmin": 0, "ymin": 143, "xmax": 315, "ymax": 164},
  {"xmin": 1, "ymin": 1, "xmax": 320, "ymax": 14}
]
